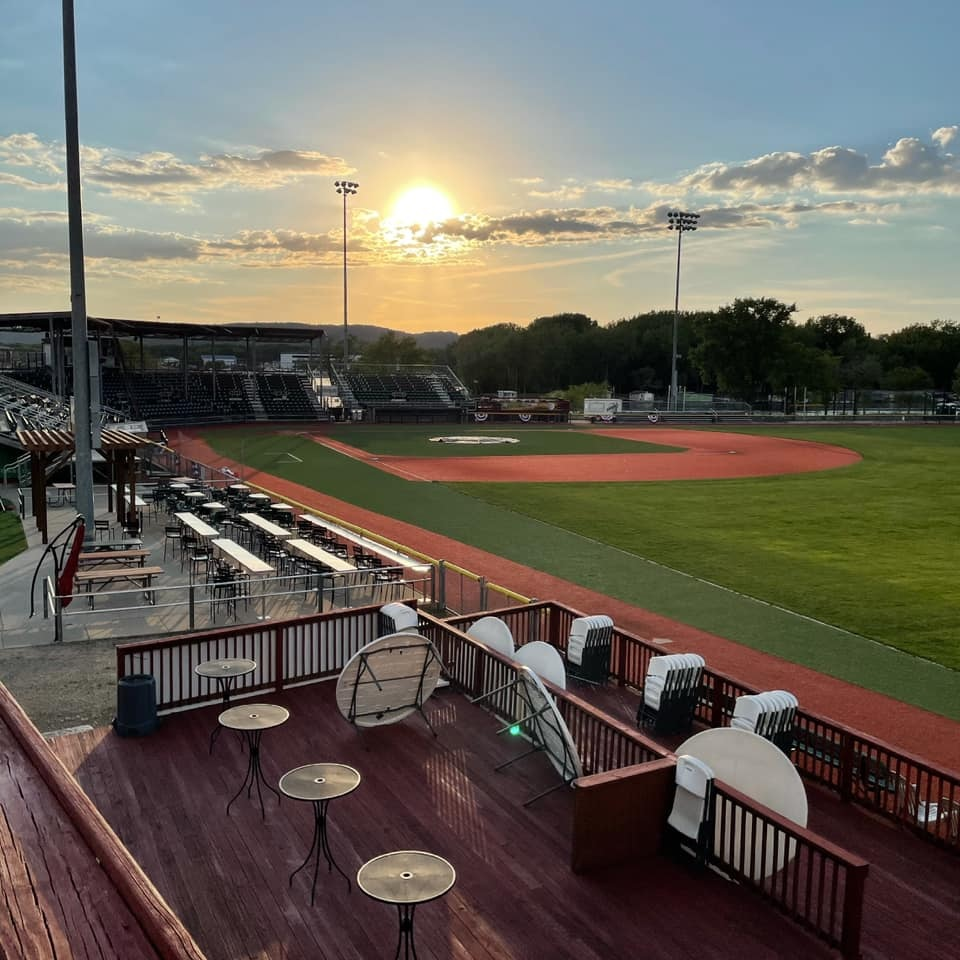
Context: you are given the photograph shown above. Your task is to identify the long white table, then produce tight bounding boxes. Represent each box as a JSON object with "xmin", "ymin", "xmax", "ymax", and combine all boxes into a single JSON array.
[
  {"xmin": 240, "ymin": 513, "xmax": 294, "ymax": 540},
  {"xmin": 211, "ymin": 538, "xmax": 275, "ymax": 575},
  {"xmin": 298, "ymin": 514, "xmax": 430, "ymax": 573},
  {"xmin": 175, "ymin": 512, "xmax": 220, "ymax": 539},
  {"xmin": 109, "ymin": 484, "xmax": 147, "ymax": 509},
  {"xmin": 284, "ymin": 538, "xmax": 355, "ymax": 573}
]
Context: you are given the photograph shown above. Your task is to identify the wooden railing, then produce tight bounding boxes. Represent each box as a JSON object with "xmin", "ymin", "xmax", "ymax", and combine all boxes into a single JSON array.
[
  {"xmin": 711, "ymin": 783, "xmax": 868, "ymax": 959},
  {"xmin": 449, "ymin": 601, "xmax": 960, "ymax": 852},
  {"xmin": 117, "ymin": 604, "xmax": 384, "ymax": 711},
  {"xmin": 418, "ymin": 614, "xmax": 666, "ymax": 774},
  {"xmin": 116, "ymin": 602, "xmax": 876, "ymax": 954}
]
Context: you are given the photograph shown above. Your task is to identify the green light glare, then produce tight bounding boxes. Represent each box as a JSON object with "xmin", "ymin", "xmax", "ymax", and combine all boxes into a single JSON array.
[{"xmin": 509, "ymin": 724, "xmax": 521, "ymax": 736}]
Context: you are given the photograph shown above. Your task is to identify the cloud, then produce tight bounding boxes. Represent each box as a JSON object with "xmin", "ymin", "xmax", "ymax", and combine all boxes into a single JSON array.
[
  {"xmin": 510, "ymin": 176, "xmax": 544, "ymax": 185},
  {"xmin": 663, "ymin": 128, "xmax": 960, "ymax": 197},
  {"xmin": 0, "ymin": 132, "xmax": 353, "ymax": 204},
  {"xmin": 0, "ymin": 171, "xmax": 64, "ymax": 191},
  {"xmin": 0, "ymin": 133, "xmax": 62, "ymax": 174},
  {"xmin": 81, "ymin": 145, "xmax": 352, "ymax": 203},
  {"xmin": 932, "ymin": 126, "xmax": 958, "ymax": 149}
]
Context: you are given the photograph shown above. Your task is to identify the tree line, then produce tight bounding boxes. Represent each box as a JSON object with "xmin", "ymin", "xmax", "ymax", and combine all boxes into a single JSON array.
[{"xmin": 355, "ymin": 301, "xmax": 960, "ymax": 405}]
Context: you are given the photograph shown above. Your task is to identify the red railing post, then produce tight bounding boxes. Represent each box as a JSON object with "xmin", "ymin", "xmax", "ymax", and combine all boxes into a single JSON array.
[
  {"xmin": 839, "ymin": 733, "xmax": 856, "ymax": 801},
  {"xmin": 841, "ymin": 861, "xmax": 867, "ymax": 959}
]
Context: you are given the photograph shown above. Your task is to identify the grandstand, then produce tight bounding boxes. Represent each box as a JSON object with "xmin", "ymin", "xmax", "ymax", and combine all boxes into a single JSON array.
[
  {"xmin": 0, "ymin": 314, "xmax": 474, "ymax": 450},
  {"xmin": 330, "ymin": 360, "xmax": 470, "ymax": 423}
]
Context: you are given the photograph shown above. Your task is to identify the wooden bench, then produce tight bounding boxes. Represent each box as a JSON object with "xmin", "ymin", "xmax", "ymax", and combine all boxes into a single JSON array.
[
  {"xmin": 74, "ymin": 565, "xmax": 164, "ymax": 606},
  {"xmin": 78, "ymin": 550, "xmax": 149, "ymax": 568}
]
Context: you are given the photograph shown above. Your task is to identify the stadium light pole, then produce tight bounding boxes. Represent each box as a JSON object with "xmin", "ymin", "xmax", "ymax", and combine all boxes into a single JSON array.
[
  {"xmin": 335, "ymin": 180, "xmax": 358, "ymax": 367},
  {"xmin": 666, "ymin": 210, "xmax": 699, "ymax": 411},
  {"xmin": 62, "ymin": 0, "xmax": 95, "ymax": 537}
]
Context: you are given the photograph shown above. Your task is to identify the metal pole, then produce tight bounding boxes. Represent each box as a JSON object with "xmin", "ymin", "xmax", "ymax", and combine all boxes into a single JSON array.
[
  {"xmin": 62, "ymin": 0, "xmax": 94, "ymax": 536},
  {"xmin": 342, "ymin": 191, "xmax": 348, "ymax": 366},
  {"xmin": 671, "ymin": 227, "xmax": 682, "ymax": 412}
]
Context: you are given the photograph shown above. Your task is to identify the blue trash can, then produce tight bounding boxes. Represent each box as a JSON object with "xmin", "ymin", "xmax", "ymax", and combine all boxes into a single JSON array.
[{"xmin": 113, "ymin": 673, "xmax": 158, "ymax": 737}]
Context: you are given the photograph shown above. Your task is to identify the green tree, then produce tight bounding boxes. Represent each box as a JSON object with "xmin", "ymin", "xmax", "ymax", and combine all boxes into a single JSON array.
[
  {"xmin": 359, "ymin": 331, "xmax": 429, "ymax": 366},
  {"xmin": 879, "ymin": 321, "xmax": 960, "ymax": 389},
  {"xmin": 691, "ymin": 298, "xmax": 798, "ymax": 402}
]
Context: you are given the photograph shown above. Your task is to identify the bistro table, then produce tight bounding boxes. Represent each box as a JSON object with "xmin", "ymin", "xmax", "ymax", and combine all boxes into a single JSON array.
[
  {"xmin": 218, "ymin": 703, "xmax": 289, "ymax": 818},
  {"xmin": 280, "ymin": 763, "xmax": 361, "ymax": 904},
  {"xmin": 195, "ymin": 657, "xmax": 257, "ymax": 752},
  {"xmin": 357, "ymin": 850, "xmax": 456, "ymax": 960}
]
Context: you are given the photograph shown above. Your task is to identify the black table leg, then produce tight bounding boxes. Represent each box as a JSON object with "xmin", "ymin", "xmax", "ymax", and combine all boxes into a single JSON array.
[
  {"xmin": 395, "ymin": 904, "xmax": 418, "ymax": 960},
  {"xmin": 289, "ymin": 799, "xmax": 351, "ymax": 904},
  {"xmin": 226, "ymin": 730, "xmax": 282, "ymax": 818}
]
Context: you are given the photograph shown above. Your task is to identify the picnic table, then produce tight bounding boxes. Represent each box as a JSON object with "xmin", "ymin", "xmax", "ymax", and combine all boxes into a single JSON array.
[
  {"xmin": 74, "ymin": 565, "xmax": 163, "ymax": 607},
  {"xmin": 78, "ymin": 549, "xmax": 149, "ymax": 569}
]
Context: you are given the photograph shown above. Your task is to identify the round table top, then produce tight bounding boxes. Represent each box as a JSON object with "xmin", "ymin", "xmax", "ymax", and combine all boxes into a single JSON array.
[
  {"xmin": 218, "ymin": 702, "xmax": 289, "ymax": 731},
  {"xmin": 195, "ymin": 658, "xmax": 257, "ymax": 680},
  {"xmin": 279, "ymin": 763, "xmax": 361, "ymax": 802},
  {"xmin": 357, "ymin": 851, "xmax": 456, "ymax": 906}
]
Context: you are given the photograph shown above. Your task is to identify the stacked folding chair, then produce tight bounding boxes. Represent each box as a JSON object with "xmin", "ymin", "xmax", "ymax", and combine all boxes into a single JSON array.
[
  {"xmin": 565, "ymin": 614, "xmax": 614, "ymax": 686},
  {"xmin": 636, "ymin": 653, "xmax": 706, "ymax": 734},
  {"xmin": 378, "ymin": 601, "xmax": 419, "ymax": 636},
  {"xmin": 731, "ymin": 690, "xmax": 798, "ymax": 753}
]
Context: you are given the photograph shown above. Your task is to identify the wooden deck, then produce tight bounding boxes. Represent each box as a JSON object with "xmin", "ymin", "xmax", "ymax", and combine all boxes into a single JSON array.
[
  {"xmin": 0, "ymin": 705, "xmax": 200, "ymax": 959},
  {"xmin": 586, "ymin": 681, "xmax": 960, "ymax": 960},
  {"xmin": 49, "ymin": 681, "xmax": 835, "ymax": 960}
]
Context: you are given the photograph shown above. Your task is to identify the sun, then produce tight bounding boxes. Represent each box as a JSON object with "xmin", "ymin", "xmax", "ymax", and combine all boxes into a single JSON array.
[{"xmin": 389, "ymin": 185, "xmax": 454, "ymax": 227}]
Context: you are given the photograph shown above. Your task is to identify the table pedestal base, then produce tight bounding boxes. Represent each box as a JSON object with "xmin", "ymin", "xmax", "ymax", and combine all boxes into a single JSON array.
[
  {"xmin": 289, "ymin": 798, "xmax": 351, "ymax": 904},
  {"xmin": 395, "ymin": 904, "xmax": 419, "ymax": 960},
  {"xmin": 226, "ymin": 729, "xmax": 282, "ymax": 819}
]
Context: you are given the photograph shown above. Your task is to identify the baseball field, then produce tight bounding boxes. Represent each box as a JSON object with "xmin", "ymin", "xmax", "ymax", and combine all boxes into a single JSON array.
[{"xmin": 200, "ymin": 422, "xmax": 960, "ymax": 718}]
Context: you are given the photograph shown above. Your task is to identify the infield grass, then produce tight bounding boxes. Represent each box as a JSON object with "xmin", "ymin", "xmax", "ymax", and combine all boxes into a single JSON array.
[
  {"xmin": 327, "ymin": 424, "xmax": 681, "ymax": 457},
  {"xmin": 204, "ymin": 424, "xmax": 960, "ymax": 718}
]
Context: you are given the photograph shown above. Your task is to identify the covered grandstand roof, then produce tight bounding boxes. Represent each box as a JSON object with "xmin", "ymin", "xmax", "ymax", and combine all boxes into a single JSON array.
[{"xmin": 0, "ymin": 311, "xmax": 323, "ymax": 341}]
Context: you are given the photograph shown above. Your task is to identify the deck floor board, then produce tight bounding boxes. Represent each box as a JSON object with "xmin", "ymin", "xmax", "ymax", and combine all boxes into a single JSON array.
[{"xmin": 48, "ymin": 682, "xmax": 842, "ymax": 960}]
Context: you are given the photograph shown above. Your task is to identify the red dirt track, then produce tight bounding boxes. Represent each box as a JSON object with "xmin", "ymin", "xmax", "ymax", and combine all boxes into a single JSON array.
[
  {"xmin": 172, "ymin": 426, "xmax": 959, "ymax": 770},
  {"xmin": 312, "ymin": 427, "xmax": 861, "ymax": 482}
]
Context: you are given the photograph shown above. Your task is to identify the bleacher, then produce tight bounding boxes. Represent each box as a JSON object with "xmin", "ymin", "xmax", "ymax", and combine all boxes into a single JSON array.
[
  {"xmin": 254, "ymin": 373, "xmax": 316, "ymax": 420},
  {"xmin": 101, "ymin": 369, "xmax": 254, "ymax": 426},
  {"xmin": 331, "ymin": 363, "xmax": 468, "ymax": 423}
]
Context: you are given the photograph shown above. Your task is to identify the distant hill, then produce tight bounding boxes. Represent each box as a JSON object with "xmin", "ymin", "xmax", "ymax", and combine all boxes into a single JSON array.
[{"xmin": 317, "ymin": 324, "xmax": 458, "ymax": 350}]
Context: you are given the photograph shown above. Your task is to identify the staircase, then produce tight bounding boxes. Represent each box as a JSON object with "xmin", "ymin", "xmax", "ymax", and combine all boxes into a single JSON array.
[
  {"xmin": 241, "ymin": 372, "xmax": 267, "ymax": 421},
  {"xmin": 428, "ymin": 373, "xmax": 453, "ymax": 404},
  {"xmin": 298, "ymin": 376, "xmax": 329, "ymax": 420}
]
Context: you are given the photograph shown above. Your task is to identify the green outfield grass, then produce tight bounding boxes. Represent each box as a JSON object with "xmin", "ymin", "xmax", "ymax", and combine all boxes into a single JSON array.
[
  {"xmin": 204, "ymin": 424, "xmax": 960, "ymax": 718},
  {"xmin": 0, "ymin": 511, "xmax": 27, "ymax": 565},
  {"xmin": 457, "ymin": 426, "xmax": 960, "ymax": 666},
  {"xmin": 325, "ymin": 424, "xmax": 681, "ymax": 457}
]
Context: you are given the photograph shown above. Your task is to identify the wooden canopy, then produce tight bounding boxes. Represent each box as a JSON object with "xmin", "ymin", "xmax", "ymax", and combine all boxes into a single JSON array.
[{"xmin": 15, "ymin": 428, "xmax": 153, "ymax": 543}]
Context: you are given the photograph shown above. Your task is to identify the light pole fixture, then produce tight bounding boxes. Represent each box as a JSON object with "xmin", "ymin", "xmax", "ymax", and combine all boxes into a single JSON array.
[
  {"xmin": 335, "ymin": 179, "xmax": 359, "ymax": 366},
  {"xmin": 667, "ymin": 209, "xmax": 699, "ymax": 411}
]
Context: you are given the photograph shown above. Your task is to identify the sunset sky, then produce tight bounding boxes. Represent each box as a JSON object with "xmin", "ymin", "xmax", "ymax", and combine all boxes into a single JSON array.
[{"xmin": 1, "ymin": 1, "xmax": 958, "ymax": 337}]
